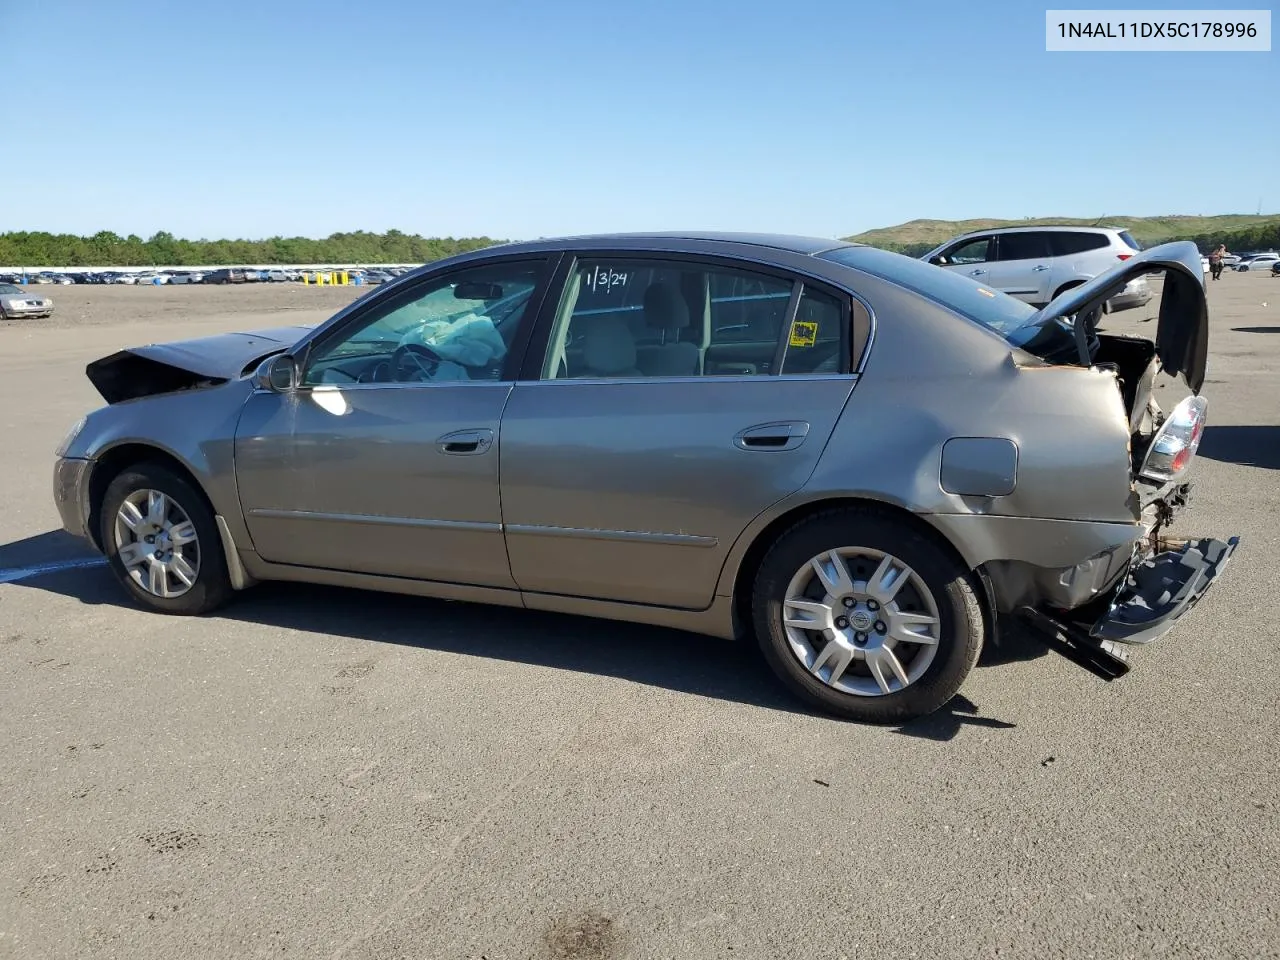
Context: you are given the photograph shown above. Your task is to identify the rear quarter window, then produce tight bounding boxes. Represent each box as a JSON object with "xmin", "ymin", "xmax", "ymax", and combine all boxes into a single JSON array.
[{"xmin": 1049, "ymin": 231, "xmax": 1111, "ymax": 255}]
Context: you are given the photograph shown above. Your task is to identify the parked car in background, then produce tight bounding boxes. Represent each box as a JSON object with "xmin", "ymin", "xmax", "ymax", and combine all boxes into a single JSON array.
[
  {"xmin": 0, "ymin": 282, "xmax": 54, "ymax": 319},
  {"xmin": 1236, "ymin": 252, "xmax": 1279, "ymax": 272},
  {"xmin": 264, "ymin": 269, "xmax": 288, "ymax": 282},
  {"xmin": 922, "ymin": 225, "xmax": 1152, "ymax": 312},
  {"xmin": 204, "ymin": 268, "xmax": 245, "ymax": 284},
  {"xmin": 51, "ymin": 233, "xmax": 1236, "ymax": 723},
  {"xmin": 1271, "ymin": 260, "xmax": 1280, "ymax": 277},
  {"xmin": 363, "ymin": 269, "xmax": 394, "ymax": 284}
]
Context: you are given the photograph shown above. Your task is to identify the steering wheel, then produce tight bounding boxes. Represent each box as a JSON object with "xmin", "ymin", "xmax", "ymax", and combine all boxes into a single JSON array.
[{"xmin": 389, "ymin": 342, "xmax": 444, "ymax": 382}]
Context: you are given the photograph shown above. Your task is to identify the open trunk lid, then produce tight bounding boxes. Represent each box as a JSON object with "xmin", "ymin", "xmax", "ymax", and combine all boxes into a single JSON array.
[
  {"xmin": 1032, "ymin": 240, "xmax": 1208, "ymax": 393},
  {"xmin": 86, "ymin": 325, "xmax": 310, "ymax": 404}
]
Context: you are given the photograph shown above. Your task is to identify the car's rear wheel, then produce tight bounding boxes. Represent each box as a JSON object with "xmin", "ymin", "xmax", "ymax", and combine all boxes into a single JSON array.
[
  {"xmin": 751, "ymin": 507, "xmax": 984, "ymax": 723},
  {"xmin": 99, "ymin": 463, "xmax": 232, "ymax": 615}
]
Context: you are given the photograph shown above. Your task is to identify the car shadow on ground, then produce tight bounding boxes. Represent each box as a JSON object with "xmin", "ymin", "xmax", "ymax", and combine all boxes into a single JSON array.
[
  {"xmin": 1198, "ymin": 424, "xmax": 1280, "ymax": 470},
  {"xmin": 5, "ymin": 529, "xmax": 1028, "ymax": 738},
  {"xmin": 1231, "ymin": 326, "xmax": 1280, "ymax": 334}
]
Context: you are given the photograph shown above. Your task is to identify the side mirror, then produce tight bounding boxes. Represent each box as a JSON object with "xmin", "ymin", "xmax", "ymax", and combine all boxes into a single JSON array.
[
  {"xmin": 255, "ymin": 354, "xmax": 298, "ymax": 392},
  {"xmin": 928, "ymin": 255, "xmax": 945, "ymax": 266}
]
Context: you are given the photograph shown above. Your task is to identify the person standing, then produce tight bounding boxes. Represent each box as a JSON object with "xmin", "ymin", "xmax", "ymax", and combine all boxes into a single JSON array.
[{"xmin": 1208, "ymin": 243, "xmax": 1228, "ymax": 281}]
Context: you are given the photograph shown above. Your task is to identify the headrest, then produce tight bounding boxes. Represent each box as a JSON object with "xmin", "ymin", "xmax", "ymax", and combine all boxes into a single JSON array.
[
  {"xmin": 583, "ymin": 315, "xmax": 636, "ymax": 374},
  {"xmin": 643, "ymin": 282, "xmax": 691, "ymax": 331}
]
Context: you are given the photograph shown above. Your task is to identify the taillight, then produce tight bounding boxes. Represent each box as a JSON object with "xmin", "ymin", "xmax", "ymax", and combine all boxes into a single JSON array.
[
  {"xmin": 1117, "ymin": 253, "xmax": 1133, "ymax": 261},
  {"xmin": 1139, "ymin": 395, "xmax": 1208, "ymax": 483}
]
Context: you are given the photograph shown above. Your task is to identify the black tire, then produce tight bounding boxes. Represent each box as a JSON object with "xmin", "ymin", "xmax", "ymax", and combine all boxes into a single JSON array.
[
  {"xmin": 750, "ymin": 507, "xmax": 984, "ymax": 724},
  {"xmin": 99, "ymin": 462, "xmax": 233, "ymax": 615}
]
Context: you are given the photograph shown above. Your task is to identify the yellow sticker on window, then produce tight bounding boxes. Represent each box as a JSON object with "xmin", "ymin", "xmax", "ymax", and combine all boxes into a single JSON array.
[{"xmin": 789, "ymin": 320, "xmax": 818, "ymax": 348}]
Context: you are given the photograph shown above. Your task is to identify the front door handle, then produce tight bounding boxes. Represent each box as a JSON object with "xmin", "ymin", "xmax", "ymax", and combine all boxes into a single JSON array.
[
  {"xmin": 1031, "ymin": 264, "xmax": 1050, "ymax": 272},
  {"xmin": 970, "ymin": 268, "xmax": 988, "ymax": 276},
  {"xmin": 734, "ymin": 421, "xmax": 810, "ymax": 452},
  {"xmin": 438, "ymin": 428, "xmax": 494, "ymax": 455}
]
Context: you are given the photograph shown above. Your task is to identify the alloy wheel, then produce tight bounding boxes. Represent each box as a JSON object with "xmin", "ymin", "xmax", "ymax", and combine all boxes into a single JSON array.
[
  {"xmin": 781, "ymin": 547, "xmax": 941, "ymax": 697},
  {"xmin": 113, "ymin": 488, "xmax": 201, "ymax": 599}
]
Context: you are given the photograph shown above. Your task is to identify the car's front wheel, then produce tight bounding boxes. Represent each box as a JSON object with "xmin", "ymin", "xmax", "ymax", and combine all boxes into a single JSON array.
[
  {"xmin": 99, "ymin": 462, "xmax": 233, "ymax": 615},
  {"xmin": 751, "ymin": 507, "xmax": 984, "ymax": 724}
]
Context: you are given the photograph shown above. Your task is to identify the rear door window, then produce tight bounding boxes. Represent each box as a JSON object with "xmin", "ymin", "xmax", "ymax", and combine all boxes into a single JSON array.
[
  {"xmin": 540, "ymin": 257, "xmax": 854, "ymax": 379},
  {"xmin": 780, "ymin": 286, "xmax": 847, "ymax": 375},
  {"xmin": 995, "ymin": 232, "xmax": 1053, "ymax": 261}
]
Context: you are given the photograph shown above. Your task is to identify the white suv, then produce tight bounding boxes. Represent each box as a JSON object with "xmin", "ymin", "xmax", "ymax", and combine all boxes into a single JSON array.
[{"xmin": 922, "ymin": 225, "xmax": 1153, "ymax": 312}]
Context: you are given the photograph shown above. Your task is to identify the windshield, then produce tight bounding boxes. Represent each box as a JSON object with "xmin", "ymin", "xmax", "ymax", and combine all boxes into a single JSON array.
[
  {"xmin": 0, "ymin": 283, "xmax": 23, "ymax": 295},
  {"xmin": 816, "ymin": 245, "xmax": 1065, "ymax": 350}
]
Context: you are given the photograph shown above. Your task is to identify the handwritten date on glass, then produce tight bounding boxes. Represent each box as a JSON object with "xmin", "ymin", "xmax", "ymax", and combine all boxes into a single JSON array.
[{"xmin": 584, "ymin": 265, "xmax": 629, "ymax": 294}]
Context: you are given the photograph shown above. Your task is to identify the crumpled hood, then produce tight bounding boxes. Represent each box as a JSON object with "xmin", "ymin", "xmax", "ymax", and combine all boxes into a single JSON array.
[{"xmin": 86, "ymin": 324, "xmax": 311, "ymax": 404}]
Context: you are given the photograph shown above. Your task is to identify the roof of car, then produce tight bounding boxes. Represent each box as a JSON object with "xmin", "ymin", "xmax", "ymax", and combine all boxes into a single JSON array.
[
  {"xmin": 949, "ymin": 224, "xmax": 1129, "ymax": 239},
  {"xmin": 486, "ymin": 231, "xmax": 860, "ymax": 257}
]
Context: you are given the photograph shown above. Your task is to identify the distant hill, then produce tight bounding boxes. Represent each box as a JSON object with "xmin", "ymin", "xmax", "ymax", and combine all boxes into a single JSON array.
[{"xmin": 846, "ymin": 214, "xmax": 1280, "ymax": 257}]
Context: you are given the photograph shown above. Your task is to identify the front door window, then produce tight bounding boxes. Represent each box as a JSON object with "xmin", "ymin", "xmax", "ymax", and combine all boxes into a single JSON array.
[{"xmin": 301, "ymin": 261, "xmax": 548, "ymax": 387}]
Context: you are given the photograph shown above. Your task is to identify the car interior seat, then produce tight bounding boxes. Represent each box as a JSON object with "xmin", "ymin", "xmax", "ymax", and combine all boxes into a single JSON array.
[
  {"xmin": 576, "ymin": 314, "xmax": 642, "ymax": 378},
  {"xmin": 637, "ymin": 282, "xmax": 700, "ymax": 376}
]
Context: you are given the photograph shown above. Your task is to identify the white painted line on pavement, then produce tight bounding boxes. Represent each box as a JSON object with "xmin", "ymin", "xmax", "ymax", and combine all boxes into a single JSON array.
[{"xmin": 0, "ymin": 557, "xmax": 108, "ymax": 585}]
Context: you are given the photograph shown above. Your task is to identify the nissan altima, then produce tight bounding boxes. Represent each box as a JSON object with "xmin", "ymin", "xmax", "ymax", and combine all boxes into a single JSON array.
[{"xmin": 51, "ymin": 233, "xmax": 1238, "ymax": 722}]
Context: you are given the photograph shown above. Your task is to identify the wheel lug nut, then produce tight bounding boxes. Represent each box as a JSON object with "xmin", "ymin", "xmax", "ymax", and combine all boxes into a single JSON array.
[
  {"xmin": 875, "ymin": 621, "xmax": 887, "ymax": 634},
  {"xmin": 867, "ymin": 600, "xmax": 879, "ymax": 611},
  {"xmin": 854, "ymin": 632, "xmax": 868, "ymax": 645},
  {"xmin": 835, "ymin": 617, "xmax": 849, "ymax": 629},
  {"xmin": 843, "ymin": 597, "xmax": 855, "ymax": 608}
]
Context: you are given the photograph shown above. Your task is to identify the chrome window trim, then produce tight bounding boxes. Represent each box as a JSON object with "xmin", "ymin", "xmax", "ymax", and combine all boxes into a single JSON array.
[
  {"xmin": 518, "ymin": 372, "xmax": 860, "ymax": 387},
  {"xmin": 252, "ymin": 379, "xmax": 517, "ymax": 395}
]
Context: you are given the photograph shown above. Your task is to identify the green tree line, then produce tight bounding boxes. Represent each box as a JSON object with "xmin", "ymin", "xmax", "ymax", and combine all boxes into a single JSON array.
[
  {"xmin": 4, "ymin": 221, "xmax": 1277, "ymax": 268},
  {"xmin": 0, "ymin": 230, "xmax": 502, "ymax": 267},
  {"xmin": 862, "ymin": 221, "xmax": 1280, "ymax": 259}
]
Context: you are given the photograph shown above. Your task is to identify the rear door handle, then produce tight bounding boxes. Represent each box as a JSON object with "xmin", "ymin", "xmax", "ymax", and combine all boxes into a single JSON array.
[
  {"xmin": 1032, "ymin": 264, "xmax": 1050, "ymax": 272},
  {"xmin": 734, "ymin": 421, "xmax": 810, "ymax": 452},
  {"xmin": 969, "ymin": 268, "xmax": 988, "ymax": 276},
  {"xmin": 438, "ymin": 428, "xmax": 493, "ymax": 455}
]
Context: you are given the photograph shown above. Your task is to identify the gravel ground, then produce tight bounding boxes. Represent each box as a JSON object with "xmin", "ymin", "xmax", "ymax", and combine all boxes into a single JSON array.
[
  {"xmin": 2, "ymin": 282, "xmax": 370, "ymax": 330},
  {"xmin": 0, "ymin": 271, "xmax": 1277, "ymax": 960}
]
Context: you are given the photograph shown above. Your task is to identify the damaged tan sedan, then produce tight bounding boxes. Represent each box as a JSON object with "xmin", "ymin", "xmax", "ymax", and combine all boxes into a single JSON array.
[{"xmin": 52, "ymin": 234, "xmax": 1238, "ymax": 723}]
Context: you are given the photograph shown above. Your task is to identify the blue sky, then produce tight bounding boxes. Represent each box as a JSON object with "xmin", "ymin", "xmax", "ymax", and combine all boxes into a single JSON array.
[{"xmin": 4, "ymin": 0, "xmax": 1276, "ymax": 240}]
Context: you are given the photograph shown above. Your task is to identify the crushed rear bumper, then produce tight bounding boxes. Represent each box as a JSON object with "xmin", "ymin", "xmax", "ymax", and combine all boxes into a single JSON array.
[{"xmin": 1020, "ymin": 535, "xmax": 1240, "ymax": 679}]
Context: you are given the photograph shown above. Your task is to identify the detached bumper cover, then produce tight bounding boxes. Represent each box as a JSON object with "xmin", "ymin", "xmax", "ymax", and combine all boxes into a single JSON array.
[{"xmin": 1090, "ymin": 535, "xmax": 1240, "ymax": 645}]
